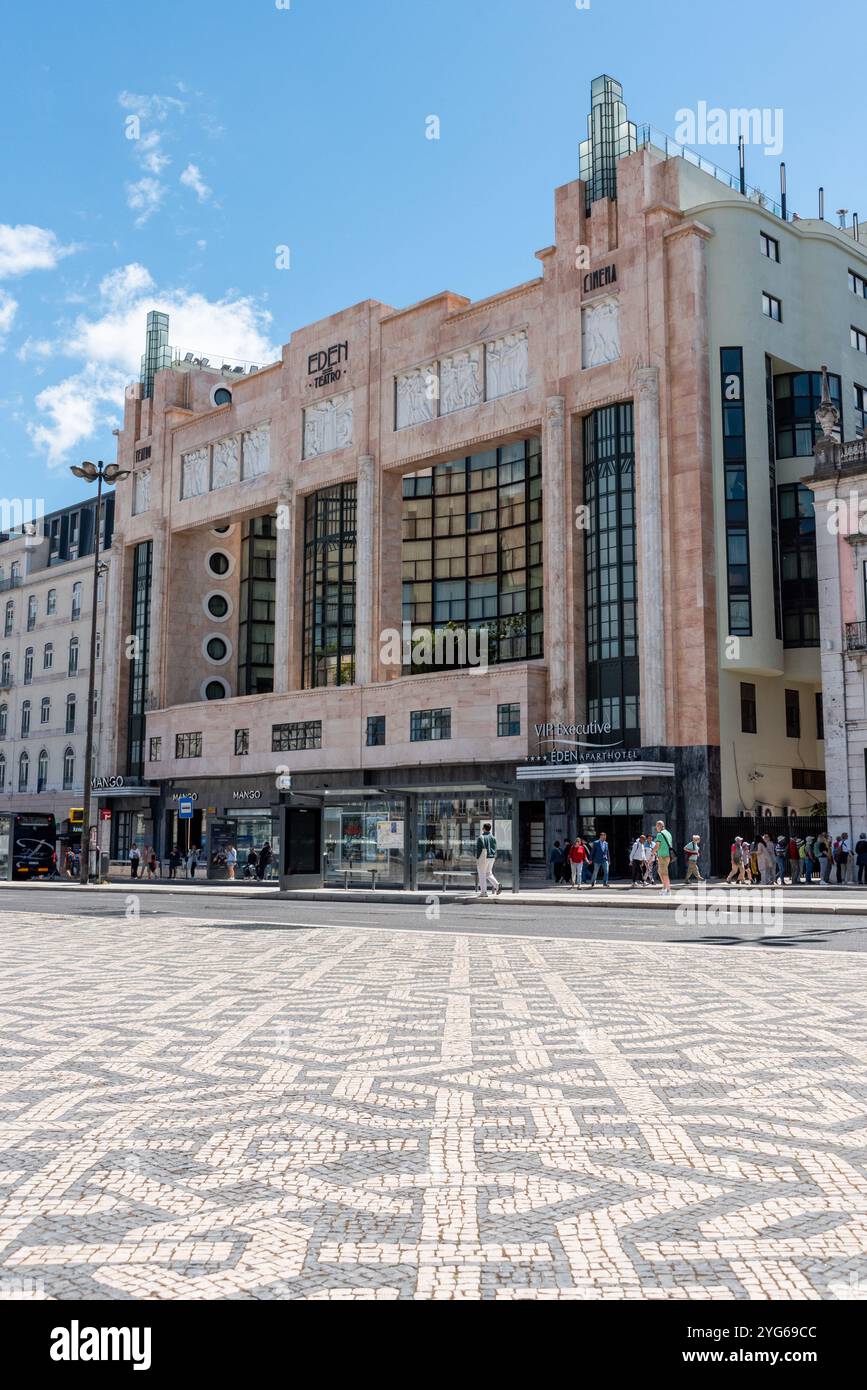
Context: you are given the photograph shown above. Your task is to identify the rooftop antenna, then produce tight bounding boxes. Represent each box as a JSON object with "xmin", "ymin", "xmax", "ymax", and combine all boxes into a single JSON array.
[
  {"xmin": 819, "ymin": 187, "xmax": 825, "ymax": 220},
  {"xmin": 854, "ymin": 214, "xmax": 860, "ymax": 243},
  {"xmin": 780, "ymin": 163, "xmax": 787, "ymax": 220},
  {"xmin": 738, "ymin": 136, "xmax": 746, "ymax": 195},
  {"xmin": 837, "ymin": 208, "xmax": 848, "ymax": 229}
]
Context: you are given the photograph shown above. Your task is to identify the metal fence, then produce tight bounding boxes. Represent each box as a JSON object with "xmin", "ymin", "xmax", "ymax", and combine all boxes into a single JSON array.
[{"xmin": 710, "ymin": 815, "xmax": 827, "ymax": 877}]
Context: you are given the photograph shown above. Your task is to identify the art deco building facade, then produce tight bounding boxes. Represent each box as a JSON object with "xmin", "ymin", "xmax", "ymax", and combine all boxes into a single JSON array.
[{"xmin": 98, "ymin": 77, "xmax": 865, "ymax": 883}]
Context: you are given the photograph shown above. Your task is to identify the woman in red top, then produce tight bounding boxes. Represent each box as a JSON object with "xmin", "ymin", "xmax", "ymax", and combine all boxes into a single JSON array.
[{"xmin": 567, "ymin": 838, "xmax": 588, "ymax": 888}]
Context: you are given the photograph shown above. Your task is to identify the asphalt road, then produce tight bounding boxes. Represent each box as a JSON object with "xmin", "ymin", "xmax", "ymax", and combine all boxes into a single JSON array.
[{"xmin": 0, "ymin": 884, "xmax": 865, "ymax": 953}]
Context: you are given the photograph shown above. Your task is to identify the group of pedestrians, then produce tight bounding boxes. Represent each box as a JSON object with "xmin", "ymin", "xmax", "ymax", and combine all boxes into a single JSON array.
[
  {"xmin": 127, "ymin": 845, "xmax": 160, "ymax": 880},
  {"xmin": 129, "ymin": 841, "xmax": 274, "ymax": 882},
  {"xmin": 548, "ymin": 821, "xmax": 680, "ymax": 896},
  {"xmin": 725, "ymin": 831, "xmax": 867, "ymax": 886}
]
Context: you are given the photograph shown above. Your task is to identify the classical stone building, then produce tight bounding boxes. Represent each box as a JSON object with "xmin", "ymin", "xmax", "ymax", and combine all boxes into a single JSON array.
[
  {"xmin": 0, "ymin": 494, "xmax": 114, "ymax": 844},
  {"xmin": 98, "ymin": 76, "xmax": 866, "ymax": 883}
]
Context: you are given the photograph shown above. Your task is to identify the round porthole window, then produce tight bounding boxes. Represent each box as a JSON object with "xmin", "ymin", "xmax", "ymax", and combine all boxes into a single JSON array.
[
  {"xmin": 206, "ymin": 636, "xmax": 228, "ymax": 662},
  {"xmin": 211, "ymin": 523, "xmax": 234, "ymax": 537},
  {"xmin": 206, "ymin": 550, "xmax": 231, "ymax": 577},
  {"xmin": 205, "ymin": 591, "xmax": 231, "ymax": 620},
  {"xmin": 204, "ymin": 679, "xmax": 228, "ymax": 700},
  {"xmin": 212, "ymin": 386, "xmax": 232, "ymax": 407}
]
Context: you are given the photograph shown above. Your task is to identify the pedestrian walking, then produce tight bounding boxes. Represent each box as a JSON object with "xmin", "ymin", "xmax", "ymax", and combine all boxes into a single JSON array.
[
  {"xmin": 129, "ymin": 844, "xmax": 140, "ymax": 880},
  {"xmin": 774, "ymin": 837, "xmax": 789, "ymax": 885},
  {"xmin": 653, "ymin": 820, "xmax": 674, "ymax": 894},
  {"xmin": 726, "ymin": 837, "xmax": 746, "ymax": 886},
  {"xmin": 856, "ymin": 832, "xmax": 867, "ymax": 885},
  {"xmin": 838, "ymin": 832, "xmax": 852, "ymax": 884},
  {"xmin": 475, "ymin": 822, "xmax": 501, "ymax": 897},
  {"xmin": 589, "ymin": 831, "xmax": 610, "ymax": 887},
  {"xmin": 682, "ymin": 834, "xmax": 703, "ymax": 884},
  {"xmin": 758, "ymin": 835, "xmax": 775, "ymax": 886},
  {"xmin": 802, "ymin": 836, "xmax": 816, "ymax": 884},
  {"xmin": 548, "ymin": 840, "xmax": 566, "ymax": 884},
  {"xmin": 816, "ymin": 835, "xmax": 831, "ymax": 884},
  {"xmin": 567, "ymin": 836, "xmax": 588, "ymax": 887},
  {"xmin": 226, "ymin": 843, "xmax": 238, "ymax": 881},
  {"xmin": 787, "ymin": 834, "xmax": 801, "ymax": 885},
  {"xmin": 257, "ymin": 841, "xmax": 273, "ymax": 881},
  {"xmin": 629, "ymin": 833, "xmax": 648, "ymax": 886},
  {"xmin": 188, "ymin": 846, "xmax": 199, "ymax": 880}
]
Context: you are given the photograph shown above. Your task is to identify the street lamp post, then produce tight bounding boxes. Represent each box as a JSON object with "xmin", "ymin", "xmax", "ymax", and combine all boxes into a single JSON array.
[{"xmin": 69, "ymin": 460, "xmax": 129, "ymax": 885}]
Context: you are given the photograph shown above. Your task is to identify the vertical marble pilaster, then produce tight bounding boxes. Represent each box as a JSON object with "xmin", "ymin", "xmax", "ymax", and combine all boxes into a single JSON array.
[
  {"xmin": 274, "ymin": 483, "xmax": 294, "ymax": 694},
  {"xmin": 146, "ymin": 520, "xmax": 168, "ymax": 713},
  {"xmin": 543, "ymin": 396, "xmax": 568, "ymax": 722},
  {"xmin": 355, "ymin": 456, "xmax": 375, "ymax": 685},
  {"xmin": 635, "ymin": 367, "xmax": 666, "ymax": 745}
]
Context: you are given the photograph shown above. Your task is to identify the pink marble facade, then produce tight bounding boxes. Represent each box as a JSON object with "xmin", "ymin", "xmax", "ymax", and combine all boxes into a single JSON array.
[{"xmin": 108, "ymin": 146, "xmax": 719, "ymax": 785}]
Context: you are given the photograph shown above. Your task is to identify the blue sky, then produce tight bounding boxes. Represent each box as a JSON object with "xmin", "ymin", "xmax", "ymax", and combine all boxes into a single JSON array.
[{"xmin": 2, "ymin": 0, "xmax": 864, "ymax": 512}]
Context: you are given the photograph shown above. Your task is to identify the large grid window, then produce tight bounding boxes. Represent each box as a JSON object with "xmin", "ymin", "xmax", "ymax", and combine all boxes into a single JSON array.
[
  {"xmin": 410, "ymin": 707, "xmax": 451, "ymax": 742},
  {"xmin": 720, "ymin": 348, "xmax": 751, "ymax": 635},
  {"xmin": 583, "ymin": 403, "xmax": 639, "ymax": 745},
  {"xmin": 175, "ymin": 732, "xmax": 202, "ymax": 759},
  {"xmin": 238, "ymin": 514, "xmax": 277, "ymax": 695},
  {"xmin": 272, "ymin": 720, "xmax": 322, "ymax": 751},
  {"xmin": 303, "ymin": 484, "xmax": 356, "ymax": 688},
  {"xmin": 126, "ymin": 540, "xmax": 152, "ymax": 778},
  {"xmin": 852, "ymin": 327, "xmax": 867, "ymax": 355},
  {"xmin": 402, "ymin": 439, "xmax": 542, "ymax": 672},
  {"xmin": 774, "ymin": 371, "xmax": 843, "ymax": 458},
  {"xmin": 778, "ymin": 483, "xmax": 818, "ymax": 647}
]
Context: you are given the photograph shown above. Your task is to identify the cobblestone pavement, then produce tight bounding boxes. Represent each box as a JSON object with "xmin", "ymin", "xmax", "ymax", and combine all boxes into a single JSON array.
[{"xmin": 1, "ymin": 910, "xmax": 866, "ymax": 1300}]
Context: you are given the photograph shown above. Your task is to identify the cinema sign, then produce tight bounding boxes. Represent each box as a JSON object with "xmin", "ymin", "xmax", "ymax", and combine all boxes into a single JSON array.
[{"xmin": 582, "ymin": 263, "xmax": 617, "ymax": 294}]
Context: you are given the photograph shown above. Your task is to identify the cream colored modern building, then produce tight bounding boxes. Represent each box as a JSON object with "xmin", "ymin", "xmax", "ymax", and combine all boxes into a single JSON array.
[
  {"xmin": 96, "ymin": 76, "xmax": 866, "ymax": 882},
  {"xmin": 0, "ymin": 495, "xmax": 114, "ymax": 844}
]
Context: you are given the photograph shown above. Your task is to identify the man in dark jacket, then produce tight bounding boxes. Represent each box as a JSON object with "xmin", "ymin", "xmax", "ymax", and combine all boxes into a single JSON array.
[
  {"xmin": 589, "ymin": 832, "xmax": 610, "ymax": 887},
  {"xmin": 548, "ymin": 840, "xmax": 565, "ymax": 884}
]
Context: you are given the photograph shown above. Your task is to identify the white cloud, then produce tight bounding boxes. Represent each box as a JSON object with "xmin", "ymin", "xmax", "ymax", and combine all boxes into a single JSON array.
[
  {"xmin": 0, "ymin": 291, "xmax": 17, "ymax": 349},
  {"xmin": 118, "ymin": 90, "xmax": 185, "ymax": 122},
  {"xmin": 180, "ymin": 163, "xmax": 212, "ymax": 202},
  {"xmin": 16, "ymin": 335, "xmax": 54, "ymax": 362},
  {"xmin": 28, "ymin": 363, "xmax": 127, "ymax": 467},
  {"xmin": 28, "ymin": 263, "xmax": 276, "ymax": 467},
  {"xmin": 0, "ymin": 224, "xmax": 76, "ymax": 278},
  {"xmin": 126, "ymin": 177, "xmax": 165, "ymax": 226},
  {"xmin": 139, "ymin": 130, "xmax": 170, "ymax": 176}
]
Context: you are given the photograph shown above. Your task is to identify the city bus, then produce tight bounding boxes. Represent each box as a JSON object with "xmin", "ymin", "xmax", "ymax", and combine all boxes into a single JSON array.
[{"xmin": 0, "ymin": 812, "xmax": 57, "ymax": 879}]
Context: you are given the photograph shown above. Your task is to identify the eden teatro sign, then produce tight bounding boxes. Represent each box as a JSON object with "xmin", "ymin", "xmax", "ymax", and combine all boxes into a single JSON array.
[{"xmin": 307, "ymin": 340, "xmax": 348, "ymax": 388}]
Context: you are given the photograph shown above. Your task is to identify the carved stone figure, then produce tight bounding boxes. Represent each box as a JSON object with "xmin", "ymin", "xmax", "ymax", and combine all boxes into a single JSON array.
[
  {"xmin": 242, "ymin": 423, "xmax": 271, "ymax": 478},
  {"xmin": 485, "ymin": 330, "xmax": 528, "ymax": 400},
  {"xmin": 211, "ymin": 435, "xmax": 240, "ymax": 490},
  {"xmin": 181, "ymin": 447, "xmax": 209, "ymax": 498},
  {"xmin": 582, "ymin": 299, "xmax": 620, "ymax": 369},
  {"xmin": 303, "ymin": 391, "xmax": 353, "ymax": 458},
  {"xmin": 440, "ymin": 348, "xmax": 482, "ymax": 414},
  {"xmin": 396, "ymin": 366, "xmax": 437, "ymax": 429},
  {"xmin": 133, "ymin": 468, "xmax": 151, "ymax": 515}
]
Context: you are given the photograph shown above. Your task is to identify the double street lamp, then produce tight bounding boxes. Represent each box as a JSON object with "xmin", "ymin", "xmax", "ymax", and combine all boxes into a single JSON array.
[{"xmin": 69, "ymin": 459, "xmax": 130, "ymax": 885}]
